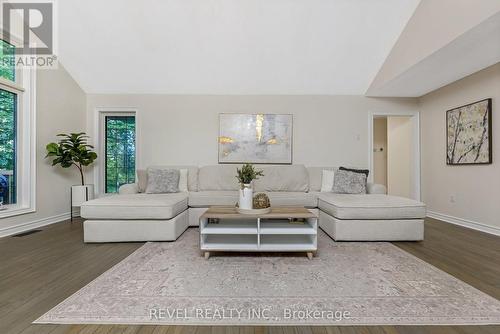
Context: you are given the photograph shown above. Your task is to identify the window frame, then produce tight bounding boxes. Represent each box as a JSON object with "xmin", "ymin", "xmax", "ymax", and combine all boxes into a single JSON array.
[
  {"xmin": 95, "ymin": 108, "xmax": 138, "ymax": 195},
  {"xmin": 104, "ymin": 114, "xmax": 136, "ymax": 193},
  {"xmin": 0, "ymin": 34, "xmax": 36, "ymax": 218}
]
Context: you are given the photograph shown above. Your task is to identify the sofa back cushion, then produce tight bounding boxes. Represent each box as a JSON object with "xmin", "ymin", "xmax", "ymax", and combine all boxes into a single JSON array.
[
  {"xmin": 307, "ymin": 167, "xmax": 337, "ymax": 192},
  {"xmin": 253, "ymin": 165, "xmax": 309, "ymax": 192},
  {"xmin": 198, "ymin": 165, "xmax": 240, "ymax": 191},
  {"xmin": 137, "ymin": 166, "xmax": 199, "ymax": 192}
]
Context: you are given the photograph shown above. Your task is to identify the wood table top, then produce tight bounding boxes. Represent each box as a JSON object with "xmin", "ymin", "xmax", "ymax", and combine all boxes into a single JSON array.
[{"xmin": 200, "ymin": 206, "xmax": 317, "ymax": 219}]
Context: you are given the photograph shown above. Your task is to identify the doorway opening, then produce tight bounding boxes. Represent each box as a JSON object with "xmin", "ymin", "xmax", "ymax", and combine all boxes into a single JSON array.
[{"xmin": 369, "ymin": 112, "xmax": 420, "ymax": 200}]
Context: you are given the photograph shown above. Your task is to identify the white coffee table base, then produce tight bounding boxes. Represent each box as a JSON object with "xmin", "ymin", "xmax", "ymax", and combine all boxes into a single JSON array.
[{"xmin": 199, "ymin": 207, "xmax": 318, "ymax": 259}]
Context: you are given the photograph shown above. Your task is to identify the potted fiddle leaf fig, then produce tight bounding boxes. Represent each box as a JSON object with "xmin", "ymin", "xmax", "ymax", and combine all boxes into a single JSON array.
[
  {"xmin": 46, "ymin": 133, "xmax": 98, "ymax": 208},
  {"xmin": 236, "ymin": 164, "xmax": 264, "ymax": 210}
]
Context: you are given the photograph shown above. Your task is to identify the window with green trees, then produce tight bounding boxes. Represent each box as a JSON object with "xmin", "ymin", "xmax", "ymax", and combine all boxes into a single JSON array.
[
  {"xmin": 105, "ymin": 116, "xmax": 136, "ymax": 193},
  {"xmin": 0, "ymin": 39, "xmax": 17, "ymax": 205},
  {"xmin": 0, "ymin": 40, "xmax": 15, "ymax": 81}
]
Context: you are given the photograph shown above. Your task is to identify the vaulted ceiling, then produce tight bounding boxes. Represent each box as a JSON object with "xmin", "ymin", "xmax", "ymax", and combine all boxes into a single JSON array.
[{"xmin": 58, "ymin": 0, "xmax": 420, "ymax": 95}]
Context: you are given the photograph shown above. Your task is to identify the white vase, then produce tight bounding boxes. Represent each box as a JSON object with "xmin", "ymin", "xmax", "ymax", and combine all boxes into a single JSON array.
[
  {"xmin": 71, "ymin": 184, "xmax": 95, "ymax": 207},
  {"xmin": 238, "ymin": 184, "xmax": 253, "ymax": 210}
]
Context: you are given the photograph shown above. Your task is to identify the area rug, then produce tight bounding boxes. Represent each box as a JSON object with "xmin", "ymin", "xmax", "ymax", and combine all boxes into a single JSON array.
[{"xmin": 35, "ymin": 228, "xmax": 500, "ymax": 325}]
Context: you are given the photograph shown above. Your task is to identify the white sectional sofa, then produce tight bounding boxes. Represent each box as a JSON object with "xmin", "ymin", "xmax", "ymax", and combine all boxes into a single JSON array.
[{"xmin": 81, "ymin": 165, "xmax": 426, "ymax": 242}]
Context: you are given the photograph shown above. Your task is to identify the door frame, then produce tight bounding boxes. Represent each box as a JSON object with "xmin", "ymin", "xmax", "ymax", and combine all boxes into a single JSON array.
[{"xmin": 368, "ymin": 110, "xmax": 421, "ymax": 201}]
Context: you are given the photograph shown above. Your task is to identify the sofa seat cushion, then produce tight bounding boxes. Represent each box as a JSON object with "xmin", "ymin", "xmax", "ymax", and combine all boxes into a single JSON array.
[
  {"xmin": 318, "ymin": 193, "xmax": 426, "ymax": 220},
  {"xmin": 189, "ymin": 191, "xmax": 239, "ymax": 207},
  {"xmin": 265, "ymin": 192, "xmax": 318, "ymax": 208},
  {"xmin": 81, "ymin": 193, "xmax": 188, "ymax": 220}
]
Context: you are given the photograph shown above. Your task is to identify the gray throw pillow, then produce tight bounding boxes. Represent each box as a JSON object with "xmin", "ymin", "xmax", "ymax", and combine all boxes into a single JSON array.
[
  {"xmin": 145, "ymin": 168, "xmax": 180, "ymax": 194},
  {"xmin": 332, "ymin": 169, "xmax": 367, "ymax": 194}
]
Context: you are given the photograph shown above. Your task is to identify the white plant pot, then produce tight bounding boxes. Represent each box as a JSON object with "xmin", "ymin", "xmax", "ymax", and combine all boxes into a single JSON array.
[
  {"xmin": 71, "ymin": 185, "xmax": 95, "ymax": 207},
  {"xmin": 238, "ymin": 184, "xmax": 253, "ymax": 210}
]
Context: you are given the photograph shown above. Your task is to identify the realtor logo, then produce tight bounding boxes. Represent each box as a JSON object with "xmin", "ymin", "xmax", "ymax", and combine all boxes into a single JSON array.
[{"xmin": 1, "ymin": 0, "xmax": 57, "ymax": 68}]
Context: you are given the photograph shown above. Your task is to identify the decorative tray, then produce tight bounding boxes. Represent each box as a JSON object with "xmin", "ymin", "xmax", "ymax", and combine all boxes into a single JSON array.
[{"xmin": 236, "ymin": 207, "xmax": 272, "ymax": 215}]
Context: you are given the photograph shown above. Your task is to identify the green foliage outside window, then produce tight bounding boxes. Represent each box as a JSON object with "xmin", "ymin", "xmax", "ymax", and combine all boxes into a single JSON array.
[
  {"xmin": 0, "ymin": 40, "xmax": 17, "ymax": 204},
  {"xmin": 0, "ymin": 40, "xmax": 15, "ymax": 82},
  {"xmin": 0, "ymin": 89, "xmax": 16, "ymax": 171},
  {"xmin": 0, "ymin": 89, "xmax": 16, "ymax": 204},
  {"xmin": 105, "ymin": 116, "xmax": 136, "ymax": 193}
]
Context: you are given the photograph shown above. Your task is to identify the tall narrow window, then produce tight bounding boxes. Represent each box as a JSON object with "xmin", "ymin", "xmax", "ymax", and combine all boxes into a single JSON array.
[
  {"xmin": 105, "ymin": 116, "xmax": 136, "ymax": 193},
  {"xmin": 0, "ymin": 37, "xmax": 35, "ymax": 218},
  {"xmin": 0, "ymin": 39, "xmax": 18, "ymax": 206}
]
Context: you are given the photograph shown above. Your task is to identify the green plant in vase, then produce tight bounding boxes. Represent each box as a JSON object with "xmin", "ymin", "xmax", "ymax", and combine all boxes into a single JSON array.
[
  {"xmin": 236, "ymin": 164, "xmax": 264, "ymax": 188},
  {"xmin": 45, "ymin": 133, "xmax": 98, "ymax": 213},
  {"xmin": 236, "ymin": 164, "xmax": 264, "ymax": 210}
]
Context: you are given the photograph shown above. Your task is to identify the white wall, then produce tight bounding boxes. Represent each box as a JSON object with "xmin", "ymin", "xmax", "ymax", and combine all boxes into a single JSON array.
[
  {"xmin": 0, "ymin": 65, "xmax": 87, "ymax": 236},
  {"xmin": 373, "ymin": 118, "xmax": 388, "ymax": 187},
  {"xmin": 419, "ymin": 62, "xmax": 500, "ymax": 234},
  {"xmin": 368, "ymin": 0, "xmax": 500, "ymax": 95},
  {"xmin": 387, "ymin": 116, "xmax": 412, "ymax": 198},
  {"xmin": 86, "ymin": 95, "xmax": 418, "ymax": 180}
]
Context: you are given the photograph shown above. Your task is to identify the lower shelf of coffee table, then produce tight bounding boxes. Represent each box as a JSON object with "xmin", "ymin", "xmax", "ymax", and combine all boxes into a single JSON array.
[
  {"xmin": 200, "ymin": 228, "xmax": 317, "ymax": 252},
  {"xmin": 201, "ymin": 234, "xmax": 257, "ymax": 251},
  {"xmin": 260, "ymin": 234, "xmax": 317, "ymax": 251}
]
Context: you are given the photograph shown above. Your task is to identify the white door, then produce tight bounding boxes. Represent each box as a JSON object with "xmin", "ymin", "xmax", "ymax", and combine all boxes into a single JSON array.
[{"xmin": 387, "ymin": 116, "xmax": 413, "ymax": 198}]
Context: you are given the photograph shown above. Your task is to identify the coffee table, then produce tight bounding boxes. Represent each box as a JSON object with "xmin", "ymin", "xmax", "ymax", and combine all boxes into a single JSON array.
[{"xmin": 199, "ymin": 206, "xmax": 318, "ymax": 259}]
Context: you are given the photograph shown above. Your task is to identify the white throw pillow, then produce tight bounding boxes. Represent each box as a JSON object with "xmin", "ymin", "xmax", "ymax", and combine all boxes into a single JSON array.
[
  {"xmin": 179, "ymin": 169, "xmax": 188, "ymax": 192},
  {"xmin": 320, "ymin": 169, "xmax": 335, "ymax": 192}
]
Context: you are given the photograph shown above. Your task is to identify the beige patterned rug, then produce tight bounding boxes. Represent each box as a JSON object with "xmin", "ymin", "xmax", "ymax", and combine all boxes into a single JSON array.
[{"xmin": 36, "ymin": 228, "xmax": 500, "ymax": 325}]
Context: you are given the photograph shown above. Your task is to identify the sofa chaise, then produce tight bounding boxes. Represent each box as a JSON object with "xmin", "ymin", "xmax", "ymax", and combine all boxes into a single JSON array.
[{"xmin": 81, "ymin": 165, "xmax": 426, "ymax": 242}]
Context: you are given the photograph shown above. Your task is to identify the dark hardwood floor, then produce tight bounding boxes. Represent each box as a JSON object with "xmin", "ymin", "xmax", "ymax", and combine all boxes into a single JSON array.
[{"xmin": 0, "ymin": 217, "xmax": 499, "ymax": 334}]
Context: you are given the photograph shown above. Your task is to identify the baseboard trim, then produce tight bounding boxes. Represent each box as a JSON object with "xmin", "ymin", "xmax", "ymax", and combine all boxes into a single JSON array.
[
  {"xmin": 0, "ymin": 212, "xmax": 71, "ymax": 238},
  {"xmin": 427, "ymin": 211, "xmax": 500, "ymax": 236}
]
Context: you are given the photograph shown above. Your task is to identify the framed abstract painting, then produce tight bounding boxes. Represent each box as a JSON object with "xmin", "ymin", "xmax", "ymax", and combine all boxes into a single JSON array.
[
  {"xmin": 218, "ymin": 113, "xmax": 293, "ymax": 164},
  {"xmin": 446, "ymin": 98, "xmax": 492, "ymax": 165}
]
